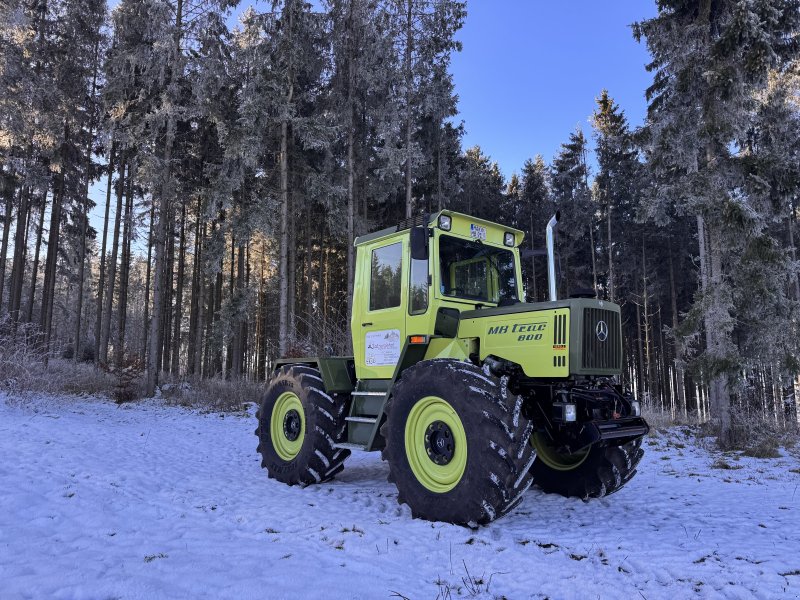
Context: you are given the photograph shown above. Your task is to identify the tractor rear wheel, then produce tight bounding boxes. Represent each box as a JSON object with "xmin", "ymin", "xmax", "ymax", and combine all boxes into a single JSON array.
[
  {"xmin": 381, "ymin": 359, "xmax": 535, "ymax": 527},
  {"xmin": 530, "ymin": 434, "xmax": 644, "ymax": 499},
  {"xmin": 255, "ymin": 364, "xmax": 350, "ymax": 486}
]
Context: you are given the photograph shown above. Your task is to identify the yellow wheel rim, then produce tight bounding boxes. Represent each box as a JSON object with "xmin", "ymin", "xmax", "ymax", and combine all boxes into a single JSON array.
[
  {"xmin": 405, "ymin": 396, "xmax": 467, "ymax": 493},
  {"xmin": 270, "ymin": 391, "xmax": 305, "ymax": 461},
  {"xmin": 532, "ymin": 432, "xmax": 589, "ymax": 471}
]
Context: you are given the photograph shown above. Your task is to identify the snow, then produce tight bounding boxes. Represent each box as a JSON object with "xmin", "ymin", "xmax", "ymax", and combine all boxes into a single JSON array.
[{"xmin": 1, "ymin": 393, "xmax": 799, "ymax": 600}]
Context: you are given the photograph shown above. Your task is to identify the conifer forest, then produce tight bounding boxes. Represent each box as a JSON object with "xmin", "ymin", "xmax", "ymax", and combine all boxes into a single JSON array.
[{"xmin": 2, "ymin": 0, "xmax": 800, "ymax": 440}]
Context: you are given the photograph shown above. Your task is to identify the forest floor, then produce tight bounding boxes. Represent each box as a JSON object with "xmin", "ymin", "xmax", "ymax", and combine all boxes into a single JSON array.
[{"xmin": 1, "ymin": 392, "xmax": 799, "ymax": 600}]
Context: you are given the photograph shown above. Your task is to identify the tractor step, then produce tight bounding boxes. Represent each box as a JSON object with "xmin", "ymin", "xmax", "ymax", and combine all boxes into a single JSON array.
[
  {"xmin": 345, "ymin": 416, "xmax": 378, "ymax": 424},
  {"xmin": 333, "ymin": 442, "xmax": 367, "ymax": 451},
  {"xmin": 350, "ymin": 391, "xmax": 385, "ymax": 397}
]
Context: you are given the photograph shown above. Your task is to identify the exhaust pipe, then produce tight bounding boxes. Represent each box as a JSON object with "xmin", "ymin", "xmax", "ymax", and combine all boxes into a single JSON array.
[{"xmin": 546, "ymin": 211, "xmax": 560, "ymax": 302}]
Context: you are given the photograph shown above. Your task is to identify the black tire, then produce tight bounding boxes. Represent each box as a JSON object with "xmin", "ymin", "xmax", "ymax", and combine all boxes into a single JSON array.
[
  {"xmin": 381, "ymin": 359, "xmax": 535, "ymax": 527},
  {"xmin": 255, "ymin": 364, "xmax": 350, "ymax": 486},
  {"xmin": 531, "ymin": 437, "xmax": 644, "ymax": 499}
]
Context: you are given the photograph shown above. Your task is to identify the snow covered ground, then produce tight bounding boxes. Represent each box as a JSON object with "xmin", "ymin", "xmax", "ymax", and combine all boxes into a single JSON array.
[{"xmin": 0, "ymin": 393, "xmax": 798, "ymax": 600}]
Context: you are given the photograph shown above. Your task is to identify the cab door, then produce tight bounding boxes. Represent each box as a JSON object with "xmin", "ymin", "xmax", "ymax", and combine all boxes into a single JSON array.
[{"xmin": 355, "ymin": 238, "xmax": 407, "ymax": 380}]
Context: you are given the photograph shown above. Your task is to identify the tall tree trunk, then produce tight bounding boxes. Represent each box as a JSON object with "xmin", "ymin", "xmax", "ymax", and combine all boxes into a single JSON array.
[
  {"xmin": 192, "ymin": 222, "xmax": 206, "ymax": 377},
  {"xmin": 788, "ymin": 200, "xmax": 800, "ymax": 300},
  {"xmin": 115, "ymin": 163, "xmax": 135, "ymax": 365},
  {"xmin": 142, "ymin": 202, "xmax": 154, "ymax": 360},
  {"xmin": 193, "ymin": 264, "xmax": 205, "ymax": 377},
  {"xmin": 436, "ymin": 118, "xmax": 443, "ymax": 212},
  {"xmin": 784, "ymin": 378, "xmax": 798, "ymax": 430},
  {"xmin": 243, "ymin": 241, "xmax": 251, "ymax": 375},
  {"xmin": 305, "ymin": 215, "xmax": 313, "ymax": 325},
  {"xmin": 346, "ymin": 1, "xmax": 355, "ymax": 324},
  {"xmin": 161, "ymin": 206, "xmax": 176, "ymax": 374},
  {"xmin": 347, "ymin": 123, "xmax": 355, "ymax": 324},
  {"xmin": 404, "ymin": 0, "xmax": 413, "ymax": 219},
  {"xmin": 25, "ymin": 194, "xmax": 46, "ymax": 323},
  {"xmin": 74, "ymin": 188, "xmax": 89, "ymax": 361},
  {"xmin": 170, "ymin": 201, "xmax": 186, "ymax": 375},
  {"xmin": 150, "ymin": 165, "xmax": 172, "ymax": 385},
  {"xmin": 705, "ymin": 220, "xmax": 731, "ymax": 436},
  {"xmin": 74, "ymin": 38, "xmax": 100, "ymax": 362},
  {"xmin": 213, "ymin": 265, "xmax": 223, "ymax": 375},
  {"xmin": 323, "ymin": 244, "xmax": 330, "ymax": 327},
  {"xmin": 9, "ymin": 184, "xmax": 30, "ymax": 325},
  {"xmin": 668, "ymin": 239, "xmax": 686, "ymax": 416},
  {"xmin": 288, "ymin": 186, "xmax": 296, "ymax": 345},
  {"xmin": 657, "ymin": 304, "xmax": 667, "ymax": 413},
  {"xmin": 99, "ymin": 157, "xmax": 126, "ymax": 364},
  {"xmin": 257, "ymin": 243, "xmax": 267, "ymax": 381},
  {"xmin": 146, "ymin": 0, "xmax": 182, "ymax": 396},
  {"xmin": 642, "ymin": 238, "xmax": 653, "ymax": 404},
  {"xmin": 203, "ymin": 256, "xmax": 216, "ymax": 377},
  {"xmin": 95, "ymin": 143, "xmax": 116, "ymax": 362},
  {"xmin": 187, "ymin": 198, "xmax": 202, "ymax": 375},
  {"xmin": 40, "ymin": 177, "xmax": 62, "ymax": 361},
  {"xmin": 225, "ymin": 233, "xmax": 235, "ymax": 376},
  {"xmin": 279, "ymin": 120, "xmax": 291, "ymax": 355},
  {"xmin": 0, "ymin": 173, "xmax": 15, "ymax": 311},
  {"xmin": 636, "ymin": 299, "xmax": 645, "ymax": 402},
  {"xmin": 231, "ymin": 241, "xmax": 244, "ymax": 379},
  {"xmin": 41, "ymin": 126, "xmax": 69, "ymax": 360}
]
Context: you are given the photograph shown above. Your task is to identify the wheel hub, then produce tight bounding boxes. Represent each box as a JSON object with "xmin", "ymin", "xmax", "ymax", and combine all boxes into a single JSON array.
[
  {"xmin": 424, "ymin": 420, "xmax": 455, "ymax": 465},
  {"xmin": 270, "ymin": 391, "xmax": 305, "ymax": 461},
  {"xmin": 405, "ymin": 395, "xmax": 467, "ymax": 493},
  {"xmin": 283, "ymin": 409, "xmax": 302, "ymax": 442}
]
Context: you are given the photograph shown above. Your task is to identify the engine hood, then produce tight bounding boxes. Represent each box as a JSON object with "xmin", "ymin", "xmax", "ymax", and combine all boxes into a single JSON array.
[{"xmin": 460, "ymin": 298, "xmax": 619, "ymax": 320}]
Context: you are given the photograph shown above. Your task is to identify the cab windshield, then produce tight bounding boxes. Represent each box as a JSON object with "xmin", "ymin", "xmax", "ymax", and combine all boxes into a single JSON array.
[{"xmin": 439, "ymin": 235, "xmax": 518, "ymax": 304}]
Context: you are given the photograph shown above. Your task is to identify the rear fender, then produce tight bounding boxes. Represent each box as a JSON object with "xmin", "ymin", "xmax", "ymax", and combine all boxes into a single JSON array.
[{"xmin": 273, "ymin": 357, "xmax": 355, "ymax": 393}]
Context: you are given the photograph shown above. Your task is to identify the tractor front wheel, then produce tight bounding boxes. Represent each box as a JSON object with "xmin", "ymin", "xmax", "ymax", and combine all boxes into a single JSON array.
[
  {"xmin": 381, "ymin": 359, "xmax": 535, "ymax": 526},
  {"xmin": 530, "ymin": 434, "xmax": 644, "ymax": 499},
  {"xmin": 255, "ymin": 364, "xmax": 350, "ymax": 486}
]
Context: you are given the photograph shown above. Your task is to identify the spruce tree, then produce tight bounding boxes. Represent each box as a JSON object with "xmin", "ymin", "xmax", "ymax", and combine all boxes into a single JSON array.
[
  {"xmin": 550, "ymin": 128, "xmax": 595, "ymax": 297},
  {"xmin": 519, "ymin": 155, "xmax": 552, "ymax": 302},
  {"xmin": 634, "ymin": 0, "xmax": 800, "ymax": 439},
  {"xmin": 591, "ymin": 89, "xmax": 640, "ymax": 303},
  {"xmin": 454, "ymin": 145, "xmax": 505, "ymax": 220}
]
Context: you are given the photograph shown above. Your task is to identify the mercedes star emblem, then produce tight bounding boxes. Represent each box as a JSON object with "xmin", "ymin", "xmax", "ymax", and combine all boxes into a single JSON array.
[{"xmin": 595, "ymin": 320, "xmax": 608, "ymax": 342}]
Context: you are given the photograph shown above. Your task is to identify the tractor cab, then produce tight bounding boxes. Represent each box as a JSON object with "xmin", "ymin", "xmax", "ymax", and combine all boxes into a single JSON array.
[{"xmin": 350, "ymin": 211, "xmax": 524, "ymax": 380}]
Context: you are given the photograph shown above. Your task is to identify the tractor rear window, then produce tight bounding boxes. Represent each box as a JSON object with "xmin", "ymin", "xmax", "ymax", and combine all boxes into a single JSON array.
[
  {"xmin": 439, "ymin": 235, "xmax": 517, "ymax": 304},
  {"xmin": 370, "ymin": 242, "xmax": 402, "ymax": 311}
]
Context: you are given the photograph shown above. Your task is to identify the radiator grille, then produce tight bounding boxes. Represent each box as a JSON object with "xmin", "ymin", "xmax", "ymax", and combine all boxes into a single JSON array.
[{"xmin": 581, "ymin": 308, "xmax": 621, "ymax": 371}]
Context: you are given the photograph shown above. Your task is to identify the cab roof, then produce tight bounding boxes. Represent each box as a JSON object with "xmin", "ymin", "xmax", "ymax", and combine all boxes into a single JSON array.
[{"xmin": 353, "ymin": 210, "xmax": 525, "ymax": 247}]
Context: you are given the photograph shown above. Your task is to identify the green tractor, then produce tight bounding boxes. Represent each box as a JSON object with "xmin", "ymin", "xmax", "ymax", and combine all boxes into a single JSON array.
[{"xmin": 255, "ymin": 210, "xmax": 649, "ymax": 526}]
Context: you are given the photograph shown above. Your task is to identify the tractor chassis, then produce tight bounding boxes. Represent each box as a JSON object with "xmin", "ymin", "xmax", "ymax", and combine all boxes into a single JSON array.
[{"xmin": 517, "ymin": 379, "xmax": 650, "ymax": 456}]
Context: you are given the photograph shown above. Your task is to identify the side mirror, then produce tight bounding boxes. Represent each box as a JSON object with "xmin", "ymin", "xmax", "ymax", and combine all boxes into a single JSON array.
[{"xmin": 410, "ymin": 226, "xmax": 428, "ymax": 261}]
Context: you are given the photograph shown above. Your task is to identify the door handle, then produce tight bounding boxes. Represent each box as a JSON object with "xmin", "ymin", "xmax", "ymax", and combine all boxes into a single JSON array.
[{"xmin": 362, "ymin": 322, "xmax": 373, "ymax": 327}]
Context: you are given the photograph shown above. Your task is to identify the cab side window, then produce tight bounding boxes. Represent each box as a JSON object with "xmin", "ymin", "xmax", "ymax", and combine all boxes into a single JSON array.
[
  {"xmin": 370, "ymin": 242, "xmax": 402, "ymax": 311},
  {"xmin": 409, "ymin": 258, "xmax": 428, "ymax": 314}
]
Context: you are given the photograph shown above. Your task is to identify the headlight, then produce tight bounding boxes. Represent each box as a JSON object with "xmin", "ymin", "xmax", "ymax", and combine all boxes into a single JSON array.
[
  {"xmin": 438, "ymin": 214, "xmax": 452, "ymax": 231},
  {"xmin": 553, "ymin": 402, "xmax": 577, "ymax": 422},
  {"xmin": 504, "ymin": 232, "xmax": 515, "ymax": 247}
]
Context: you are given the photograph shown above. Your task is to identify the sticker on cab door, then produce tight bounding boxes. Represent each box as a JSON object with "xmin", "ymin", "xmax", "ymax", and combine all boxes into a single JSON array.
[{"xmin": 365, "ymin": 329, "xmax": 401, "ymax": 366}]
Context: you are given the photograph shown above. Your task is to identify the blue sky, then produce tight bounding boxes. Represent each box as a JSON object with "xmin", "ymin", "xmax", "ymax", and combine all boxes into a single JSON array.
[{"xmin": 450, "ymin": 1, "xmax": 658, "ymax": 179}]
